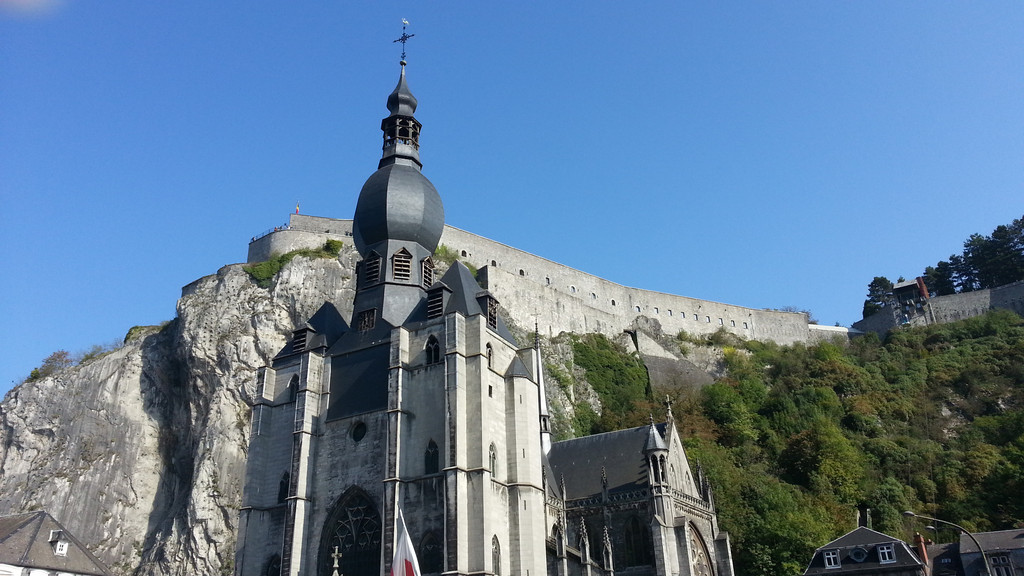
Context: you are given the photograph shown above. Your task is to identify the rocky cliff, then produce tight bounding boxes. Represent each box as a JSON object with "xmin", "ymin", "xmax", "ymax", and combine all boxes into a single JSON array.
[{"xmin": 0, "ymin": 245, "xmax": 712, "ymax": 575}]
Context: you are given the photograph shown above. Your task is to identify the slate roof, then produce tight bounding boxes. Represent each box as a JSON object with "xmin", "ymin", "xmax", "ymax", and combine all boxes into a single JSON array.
[
  {"xmin": 0, "ymin": 511, "xmax": 112, "ymax": 575},
  {"xmin": 437, "ymin": 262, "xmax": 517, "ymax": 344},
  {"xmin": 804, "ymin": 527, "xmax": 924, "ymax": 576},
  {"xmin": 548, "ymin": 423, "xmax": 666, "ymax": 500},
  {"xmin": 958, "ymin": 529, "xmax": 1024, "ymax": 554}
]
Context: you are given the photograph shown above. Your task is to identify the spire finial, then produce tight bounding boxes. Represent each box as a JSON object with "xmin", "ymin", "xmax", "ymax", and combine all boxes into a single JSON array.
[{"xmin": 394, "ymin": 19, "xmax": 415, "ymax": 63}]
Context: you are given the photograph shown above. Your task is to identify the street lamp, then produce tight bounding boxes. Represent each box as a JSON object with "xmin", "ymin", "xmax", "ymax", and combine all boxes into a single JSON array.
[{"xmin": 903, "ymin": 511, "xmax": 990, "ymax": 576}]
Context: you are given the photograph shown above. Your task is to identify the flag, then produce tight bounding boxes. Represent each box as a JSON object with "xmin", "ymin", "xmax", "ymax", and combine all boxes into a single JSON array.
[
  {"xmin": 391, "ymin": 509, "xmax": 421, "ymax": 576},
  {"xmin": 295, "ymin": 201, "xmax": 300, "ymax": 214}
]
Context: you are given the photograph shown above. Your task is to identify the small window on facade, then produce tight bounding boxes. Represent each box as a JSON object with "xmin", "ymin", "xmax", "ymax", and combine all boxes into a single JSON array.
[
  {"xmin": 489, "ymin": 443, "xmax": 498, "ymax": 475},
  {"xmin": 421, "ymin": 257, "xmax": 435, "ymax": 288},
  {"xmin": 706, "ymin": 316, "xmax": 711, "ymax": 323},
  {"xmin": 591, "ymin": 293, "xmax": 597, "ymax": 299},
  {"xmin": 351, "ymin": 421, "xmax": 367, "ymax": 441},
  {"xmin": 694, "ymin": 314, "xmax": 699, "ymax": 321},
  {"xmin": 491, "ymin": 260, "xmax": 497, "ymax": 266},
  {"xmin": 877, "ymin": 544, "xmax": 895, "ymax": 564},
  {"xmin": 611, "ymin": 299, "xmax": 616, "ymax": 306},
  {"xmin": 357, "ymin": 309, "xmax": 376, "ymax": 331},
  {"xmin": 635, "ymin": 305, "xmax": 642, "ymax": 312},
  {"xmin": 654, "ymin": 307, "xmax": 659, "ymax": 314},
  {"xmin": 668, "ymin": 310, "xmax": 673, "ymax": 316},
  {"xmin": 743, "ymin": 322, "xmax": 749, "ymax": 329},
  {"xmin": 488, "ymin": 384, "xmax": 493, "ymax": 398},
  {"xmin": 288, "ymin": 374, "xmax": 299, "ymax": 402},
  {"xmin": 364, "ymin": 254, "xmax": 382, "ymax": 284},
  {"xmin": 570, "ymin": 285, "xmax": 577, "ymax": 293},
  {"xmin": 492, "ymin": 536, "xmax": 501, "ymax": 576},
  {"xmin": 486, "ymin": 344, "xmax": 493, "ymax": 369},
  {"xmin": 461, "ymin": 250, "xmax": 467, "ymax": 257},
  {"xmin": 426, "ymin": 336, "xmax": 441, "ymax": 364},
  {"xmin": 824, "ymin": 550, "xmax": 841, "ymax": 569},
  {"xmin": 392, "ymin": 249, "xmax": 412, "ymax": 281},
  {"xmin": 54, "ymin": 541, "xmax": 69, "ymax": 556},
  {"xmin": 718, "ymin": 318, "xmax": 724, "ymax": 325},
  {"xmin": 546, "ymin": 277, "xmax": 551, "ymax": 285},
  {"xmin": 731, "ymin": 320, "xmax": 736, "ymax": 327},
  {"xmin": 425, "ymin": 440, "xmax": 440, "ymax": 474},
  {"xmin": 519, "ymin": 269, "xmax": 525, "ymax": 276}
]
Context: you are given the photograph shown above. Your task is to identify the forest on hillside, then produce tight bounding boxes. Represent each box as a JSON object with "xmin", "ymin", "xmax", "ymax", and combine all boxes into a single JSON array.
[{"xmin": 567, "ymin": 310, "xmax": 1024, "ymax": 576}]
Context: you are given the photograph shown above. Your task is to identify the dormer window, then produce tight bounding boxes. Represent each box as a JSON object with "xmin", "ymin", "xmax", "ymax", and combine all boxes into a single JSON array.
[
  {"xmin": 392, "ymin": 248, "xmax": 412, "ymax": 282},
  {"xmin": 877, "ymin": 543, "xmax": 895, "ymax": 564},
  {"xmin": 421, "ymin": 257, "xmax": 435, "ymax": 288},
  {"xmin": 55, "ymin": 540, "xmax": 69, "ymax": 556},
  {"xmin": 427, "ymin": 289, "xmax": 444, "ymax": 319},
  {"xmin": 292, "ymin": 329, "xmax": 308, "ymax": 353},
  {"xmin": 824, "ymin": 550, "xmax": 841, "ymax": 569}
]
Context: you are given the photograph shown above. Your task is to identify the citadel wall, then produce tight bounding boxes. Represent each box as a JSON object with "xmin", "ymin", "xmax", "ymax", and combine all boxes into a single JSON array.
[
  {"xmin": 246, "ymin": 214, "xmax": 839, "ymax": 346},
  {"xmin": 852, "ymin": 280, "xmax": 1024, "ymax": 336}
]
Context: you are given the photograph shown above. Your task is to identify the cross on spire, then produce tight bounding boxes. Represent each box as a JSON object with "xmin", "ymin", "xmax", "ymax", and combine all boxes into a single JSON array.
[{"xmin": 394, "ymin": 19, "xmax": 415, "ymax": 63}]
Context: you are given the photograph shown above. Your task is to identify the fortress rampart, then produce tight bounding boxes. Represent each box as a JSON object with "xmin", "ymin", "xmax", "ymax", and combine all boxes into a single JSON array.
[
  {"xmin": 853, "ymin": 280, "xmax": 1024, "ymax": 336},
  {"xmin": 247, "ymin": 214, "xmax": 843, "ymax": 345}
]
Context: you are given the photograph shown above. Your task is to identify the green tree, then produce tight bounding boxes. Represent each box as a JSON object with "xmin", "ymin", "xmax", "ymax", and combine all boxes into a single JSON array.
[{"xmin": 862, "ymin": 276, "xmax": 893, "ymax": 319}]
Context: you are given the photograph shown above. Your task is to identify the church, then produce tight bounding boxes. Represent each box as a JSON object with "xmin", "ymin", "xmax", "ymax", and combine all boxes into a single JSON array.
[{"xmin": 233, "ymin": 57, "xmax": 735, "ymax": 576}]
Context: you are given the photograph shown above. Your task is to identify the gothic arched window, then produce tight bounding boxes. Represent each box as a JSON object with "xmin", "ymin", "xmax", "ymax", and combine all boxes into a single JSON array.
[
  {"xmin": 425, "ymin": 440, "xmax": 439, "ymax": 475},
  {"xmin": 278, "ymin": 472, "xmax": 290, "ymax": 504},
  {"xmin": 419, "ymin": 531, "xmax": 443, "ymax": 574},
  {"xmin": 288, "ymin": 374, "xmax": 299, "ymax": 403},
  {"xmin": 492, "ymin": 536, "xmax": 501, "ymax": 576},
  {"xmin": 425, "ymin": 336, "xmax": 441, "ymax": 365},
  {"xmin": 488, "ymin": 443, "xmax": 498, "ymax": 477},
  {"xmin": 317, "ymin": 488, "xmax": 382, "ymax": 576},
  {"xmin": 624, "ymin": 516, "xmax": 652, "ymax": 567},
  {"xmin": 485, "ymin": 344, "xmax": 493, "ymax": 369}
]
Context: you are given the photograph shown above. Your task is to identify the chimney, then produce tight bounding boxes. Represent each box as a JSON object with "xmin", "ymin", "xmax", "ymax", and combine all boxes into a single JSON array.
[
  {"xmin": 914, "ymin": 532, "xmax": 930, "ymax": 576},
  {"xmin": 857, "ymin": 504, "xmax": 872, "ymax": 528}
]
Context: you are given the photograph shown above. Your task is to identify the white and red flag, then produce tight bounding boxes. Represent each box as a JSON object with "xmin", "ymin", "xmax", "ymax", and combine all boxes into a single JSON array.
[{"xmin": 391, "ymin": 508, "xmax": 422, "ymax": 576}]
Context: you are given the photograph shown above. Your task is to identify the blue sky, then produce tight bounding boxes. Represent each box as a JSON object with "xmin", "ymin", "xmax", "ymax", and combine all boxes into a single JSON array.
[{"xmin": 2, "ymin": 1, "xmax": 1021, "ymax": 395}]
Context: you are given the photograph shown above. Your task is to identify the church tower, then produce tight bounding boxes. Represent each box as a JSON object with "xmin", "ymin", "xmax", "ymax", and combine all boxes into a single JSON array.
[{"xmin": 234, "ymin": 59, "xmax": 551, "ymax": 576}]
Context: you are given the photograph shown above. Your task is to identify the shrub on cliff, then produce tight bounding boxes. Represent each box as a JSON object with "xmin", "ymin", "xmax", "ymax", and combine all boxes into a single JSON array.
[{"xmin": 243, "ymin": 240, "xmax": 344, "ymax": 288}]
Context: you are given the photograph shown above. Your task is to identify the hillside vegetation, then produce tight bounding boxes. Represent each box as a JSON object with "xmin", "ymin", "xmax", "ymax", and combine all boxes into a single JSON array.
[{"xmin": 573, "ymin": 311, "xmax": 1024, "ymax": 576}]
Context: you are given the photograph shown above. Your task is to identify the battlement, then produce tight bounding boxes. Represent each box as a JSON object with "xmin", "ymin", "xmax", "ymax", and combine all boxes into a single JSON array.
[{"xmin": 248, "ymin": 214, "xmax": 845, "ymax": 345}]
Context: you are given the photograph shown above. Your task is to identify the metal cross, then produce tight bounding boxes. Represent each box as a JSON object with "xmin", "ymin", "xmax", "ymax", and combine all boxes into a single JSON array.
[{"xmin": 394, "ymin": 19, "xmax": 414, "ymax": 62}]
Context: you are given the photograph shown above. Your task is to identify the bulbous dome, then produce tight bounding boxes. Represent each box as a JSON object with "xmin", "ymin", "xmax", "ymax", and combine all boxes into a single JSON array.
[{"xmin": 352, "ymin": 161, "xmax": 444, "ymax": 255}]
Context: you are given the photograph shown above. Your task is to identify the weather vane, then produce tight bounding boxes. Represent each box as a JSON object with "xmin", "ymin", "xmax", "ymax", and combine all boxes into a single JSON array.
[{"xmin": 394, "ymin": 18, "xmax": 414, "ymax": 62}]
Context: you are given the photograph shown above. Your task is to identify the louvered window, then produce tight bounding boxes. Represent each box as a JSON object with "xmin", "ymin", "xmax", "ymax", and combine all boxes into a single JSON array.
[
  {"xmin": 486, "ymin": 297, "xmax": 498, "ymax": 330},
  {"xmin": 364, "ymin": 255, "xmax": 381, "ymax": 284},
  {"xmin": 393, "ymin": 249, "xmax": 412, "ymax": 281},
  {"xmin": 427, "ymin": 291, "xmax": 444, "ymax": 319},
  {"xmin": 292, "ymin": 329, "xmax": 307, "ymax": 352},
  {"xmin": 421, "ymin": 258, "xmax": 434, "ymax": 288}
]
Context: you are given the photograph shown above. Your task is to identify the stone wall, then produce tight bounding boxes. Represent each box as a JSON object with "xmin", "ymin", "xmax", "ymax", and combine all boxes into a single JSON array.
[
  {"xmin": 245, "ymin": 215, "xmax": 834, "ymax": 346},
  {"xmin": 852, "ymin": 280, "xmax": 1024, "ymax": 336}
]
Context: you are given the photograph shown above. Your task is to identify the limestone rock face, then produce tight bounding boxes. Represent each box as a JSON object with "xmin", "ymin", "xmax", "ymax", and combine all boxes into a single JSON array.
[
  {"xmin": 0, "ymin": 252, "xmax": 356, "ymax": 575},
  {"xmin": 0, "ymin": 244, "xmax": 717, "ymax": 575}
]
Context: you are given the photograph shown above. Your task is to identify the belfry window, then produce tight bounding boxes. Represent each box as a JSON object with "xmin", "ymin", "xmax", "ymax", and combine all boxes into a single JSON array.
[
  {"xmin": 364, "ymin": 254, "xmax": 382, "ymax": 284},
  {"xmin": 425, "ymin": 440, "xmax": 439, "ymax": 474},
  {"xmin": 484, "ymin": 296, "xmax": 499, "ymax": 330},
  {"xmin": 392, "ymin": 249, "xmax": 412, "ymax": 282},
  {"xmin": 427, "ymin": 290, "xmax": 444, "ymax": 319},
  {"xmin": 357, "ymin": 309, "xmax": 376, "ymax": 332},
  {"xmin": 425, "ymin": 336, "xmax": 441, "ymax": 365},
  {"xmin": 421, "ymin": 257, "xmax": 434, "ymax": 288}
]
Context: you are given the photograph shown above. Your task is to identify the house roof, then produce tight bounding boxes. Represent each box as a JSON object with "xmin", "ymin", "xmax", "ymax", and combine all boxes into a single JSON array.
[
  {"xmin": 958, "ymin": 529, "xmax": 1024, "ymax": 554},
  {"xmin": 0, "ymin": 511, "xmax": 112, "ymax": 576},
  {"xmin": 804, "ymin": 527, "xmax": 924, "ymax": 576}
]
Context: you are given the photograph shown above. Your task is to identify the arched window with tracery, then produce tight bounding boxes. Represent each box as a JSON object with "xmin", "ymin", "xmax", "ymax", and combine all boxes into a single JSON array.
[
  {"xmin": 491, "ymin": 536, "xmax": 501, "ymax": 576},
  {"xmin": 425, "ymin": 440, "xmax": 439, "ymax": 475},
  {"xmin": 317, "ymin": 488, "xmax": 382, "ymax": 576},
  {"xmin": 419, "ymin": 531, "xmax": 443, "ymax": 574},
  {"xmin": 425, "ymin": 336, "xmax": 441, "ymax": 365},
  {"xmin": 288, "ymin": 374, "xmax": 299, "ymax": 402},
  {"xmin": 624, "ymin": 516, "xmax": 652, "ymax": 567}
]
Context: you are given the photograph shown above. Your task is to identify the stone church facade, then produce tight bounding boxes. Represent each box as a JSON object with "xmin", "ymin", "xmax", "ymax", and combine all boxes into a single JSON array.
[{"xmin": 233, "ymin": 61, "xmax": 735, "ymax": 576}]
